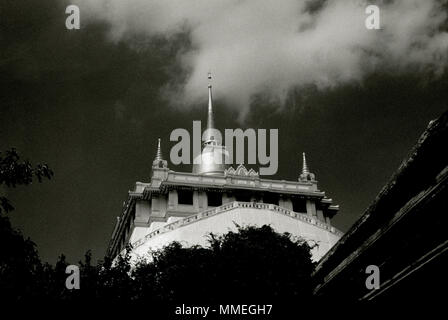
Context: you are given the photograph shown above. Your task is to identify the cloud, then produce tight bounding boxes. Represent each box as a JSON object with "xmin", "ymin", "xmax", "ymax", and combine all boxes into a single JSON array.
[{"xmin": 73, "ymin": 0, "xmax": 448, "ymax": 118}]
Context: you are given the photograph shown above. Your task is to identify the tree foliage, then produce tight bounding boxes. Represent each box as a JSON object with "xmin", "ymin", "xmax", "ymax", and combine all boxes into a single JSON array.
[
  {"xmin": 0, "ymin": 148, "xmax": 53, "ymax": 214},
  {"xmin": 1, "ymin": 224, "xmax": 316, "ymax": 306},
  {"xmin": 0, "ymin": 214, "xmax": 41, "ymax": 300},
  {"xmin": 0, "ymin": 148, "xmax": 53, "ymax": 301}
]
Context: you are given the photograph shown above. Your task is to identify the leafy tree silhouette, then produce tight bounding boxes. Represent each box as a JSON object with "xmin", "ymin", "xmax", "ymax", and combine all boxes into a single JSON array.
[
  {"xmin": 0, "ymin": 148, "xmax": 53, "ymax": 214},
  {"xmin": 0, "ymin": 148, "xmax": 53, "ymax": 301},
  {"xmin": 57, "ymin": 225, "xmax": 315, "ymax": 307}
]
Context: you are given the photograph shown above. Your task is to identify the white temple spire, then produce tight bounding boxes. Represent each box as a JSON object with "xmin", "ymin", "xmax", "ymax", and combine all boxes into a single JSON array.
[
  {"xmin": 155, "ymin": 138, "xmax": 163, "ymax": 161},
  {"xmin": 302, "ymin": 152, "xmax": 309, "ymax": 175},
  {"xmin": 299, "ymin": 152, "xmax": 315, "ymax": 182},
  {"xmin": 204, "ymin": 72, "xmax": 215, "ymax": 144},
  {"xmin": 192, "ymin": 72, "xmax": 229, "ymax": 175},
  {"xmin": 152, "ymin": 138, "xmax": 168, "ymax": 170}
]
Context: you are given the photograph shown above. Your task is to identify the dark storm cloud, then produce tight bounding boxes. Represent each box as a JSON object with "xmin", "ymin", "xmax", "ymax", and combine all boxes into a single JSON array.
[{"xmin": 76, "ymin": 0, "xmax": 448, "ymax": 119}]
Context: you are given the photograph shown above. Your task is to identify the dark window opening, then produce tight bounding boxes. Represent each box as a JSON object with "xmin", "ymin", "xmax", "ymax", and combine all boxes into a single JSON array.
[
  {"xmin": 207, "ymin": 192, "xmax": 222, "ymax": 207},
  {"xmin": 178, "ymin": 190, "xmax": 193, "ymax": 205},
  {"xmin": 263, "ymin": 193, "xmax": 279, "ymax": 205},
  {"xmin": 235, "ymin": 193, "xmax": 252, "ymax": 202},
  {"xmin": 292, "ymin": 198, "xmax": 307, "ymax": 213}
]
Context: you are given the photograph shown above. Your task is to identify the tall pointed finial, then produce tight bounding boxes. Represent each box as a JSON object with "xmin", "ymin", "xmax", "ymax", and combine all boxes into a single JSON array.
[
  {"xmin": 299, "ymin": 152, "xmax": 316, "ymax": 183},
  {"xmin": 155, "ymin": 138, "xmax": 163, "ymax": 161},
  {"xmin": 299, "ymin": 152, "xmax": 315, "ymax": 182},
  {"xmin": 152, "ymin": 138, "xmax": 168, "ymax": 171},
  {"xmin": 192, "ymin": 72, "xmax": 228, "ymax": 175},
  {"xmin": 302, "ymin": 152, "xmax": 309, "ymax": 175},
  {"xmin": 206, "ymin": 72, "xmax": 215, "ymax": 137}
]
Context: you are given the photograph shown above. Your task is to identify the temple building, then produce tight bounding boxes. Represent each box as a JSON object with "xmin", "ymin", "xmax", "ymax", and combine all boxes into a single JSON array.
[
  {"xmin": 312, "ymin": 110, "xmax": 448, "ymax": 302},
  {"xmin": 106, "ymin": 75, "xmax": 343, "ymax": 261}
]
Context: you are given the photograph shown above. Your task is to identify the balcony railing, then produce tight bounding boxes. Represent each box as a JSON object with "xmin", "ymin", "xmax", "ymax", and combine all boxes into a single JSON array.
[{"xmin": 131, "ymin": 201, "xmax": 344, "ymax": 249}]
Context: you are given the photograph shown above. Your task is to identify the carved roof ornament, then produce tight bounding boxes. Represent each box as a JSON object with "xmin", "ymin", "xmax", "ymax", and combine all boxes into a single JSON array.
[
  {"xmin": 155, "ymin": 138, "xmax": 163, "ymax": 161},
  {"xmin": 225, "ymin": 164, "xmax": 259, "ymax": 177},
  {"xmin": 299, "ymin": 152, "xmax": 315, "ymax": 182},
  {"xmin": 152, "ymin": 138, "xmax": 168, "ymax": 169}
]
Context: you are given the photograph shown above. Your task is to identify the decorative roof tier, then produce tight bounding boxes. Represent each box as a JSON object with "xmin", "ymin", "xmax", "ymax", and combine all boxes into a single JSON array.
[{"xmin": 225, "ymin": 164, "xmax": 259, "ymax": 177}]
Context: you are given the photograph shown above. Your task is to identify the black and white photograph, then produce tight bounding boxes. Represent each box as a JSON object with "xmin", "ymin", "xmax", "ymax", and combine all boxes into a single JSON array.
[{"xmin": 1, "ymin": 0, "xmax": 447, "ymax": 315}]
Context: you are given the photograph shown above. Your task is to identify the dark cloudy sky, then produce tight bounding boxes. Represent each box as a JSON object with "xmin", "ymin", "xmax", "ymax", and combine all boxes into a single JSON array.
[{"xmin": 1, "ymin": 0, "xmax": 447, "ymax": 264}]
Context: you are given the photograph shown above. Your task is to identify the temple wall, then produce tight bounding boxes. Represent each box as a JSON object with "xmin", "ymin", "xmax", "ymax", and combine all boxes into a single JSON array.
[{"xmin": 130, "ymin": 208, "xmax": 341, "ymax": 262}]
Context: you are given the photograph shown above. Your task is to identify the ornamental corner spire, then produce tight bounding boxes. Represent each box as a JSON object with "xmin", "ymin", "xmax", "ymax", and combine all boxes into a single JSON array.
[
  {"xmin": 152, "ymin": 138, "xmax": 168, "ymax": 170},
  {"xmin": 155, "ymin": 138, "xmax": 163, "ymax": 161},
  {"xmin": 302, "ymin": 152, "xmax": 309, "ymax": 175},
  {"xmin": 299, "ymin": 152, "xmax": 315, "ymax": 182}
]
